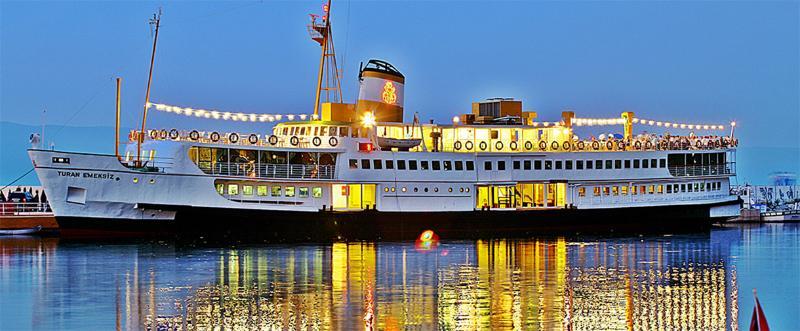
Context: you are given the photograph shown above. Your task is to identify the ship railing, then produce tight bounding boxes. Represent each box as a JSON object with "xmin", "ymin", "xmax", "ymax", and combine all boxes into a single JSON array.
[
  {"xmin": 201, "ymin": 163, "xmax": 335, "ymax": 180},
  {"xmin": 668, "ymin": 163, "xmax": 735, "ymax": 177},
  {"xmin": 0, "ymin": 202, "xmax": 52, "ymax": 216}
]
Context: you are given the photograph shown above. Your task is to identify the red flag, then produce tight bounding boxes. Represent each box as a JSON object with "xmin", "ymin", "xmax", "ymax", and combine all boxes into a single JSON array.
[{"xmin": 749, "ymin": 289, "xmax": 770, "ymax": 331}]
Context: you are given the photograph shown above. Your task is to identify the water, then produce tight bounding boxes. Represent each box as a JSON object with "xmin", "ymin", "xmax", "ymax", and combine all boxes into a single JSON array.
[{"xmin": 1, "ymin": 224, "xmax": 798, "ymax": 330}]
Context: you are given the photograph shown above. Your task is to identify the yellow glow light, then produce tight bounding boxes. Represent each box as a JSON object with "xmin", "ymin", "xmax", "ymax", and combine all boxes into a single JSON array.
[{"xmin": 362, "ymin": 112, "xmax": 376, "ymax": 128}]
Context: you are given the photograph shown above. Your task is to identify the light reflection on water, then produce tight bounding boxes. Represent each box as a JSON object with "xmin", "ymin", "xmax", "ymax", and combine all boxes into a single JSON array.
[{"xmin": 1, "ymin": 224, "xmax": 798, "ymax": 330}]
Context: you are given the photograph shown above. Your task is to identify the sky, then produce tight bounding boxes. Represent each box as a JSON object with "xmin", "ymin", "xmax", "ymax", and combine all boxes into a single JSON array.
[{"xmin": 1, "ymin": 0, "xmax": 798, "ymax": 184}]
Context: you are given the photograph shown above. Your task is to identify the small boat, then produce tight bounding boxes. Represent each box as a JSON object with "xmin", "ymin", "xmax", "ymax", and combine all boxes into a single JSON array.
[
  {"xmin": 0, "ymin": 225, "xmax": 43, "ymax": 236},
  {"xmin": 376, "ymin": 136, "xmax": 422, "ymax": 150}
]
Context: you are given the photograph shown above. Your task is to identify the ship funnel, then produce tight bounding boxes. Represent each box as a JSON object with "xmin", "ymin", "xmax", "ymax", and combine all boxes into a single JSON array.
[{"xmin": 357, "ymin": 59, "xmax": 404, "ymax": 123}]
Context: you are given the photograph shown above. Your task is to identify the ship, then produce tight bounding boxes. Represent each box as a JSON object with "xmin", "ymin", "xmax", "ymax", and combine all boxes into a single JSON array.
[{"xmin": 27, "ymin": 1, "xmax": 741, "ymax": 239}]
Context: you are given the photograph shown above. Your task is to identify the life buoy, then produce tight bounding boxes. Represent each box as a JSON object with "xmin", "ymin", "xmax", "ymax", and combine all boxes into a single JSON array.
[
  {"xmin": 510, "ymin": 141, "xmax": 518, "ymax": 150},
  {"xmin": 454, "ymin": 141, "xmax": 462, "ymax": 150},
  {"xmin": 525, "ymin": 141, "xmax": 533, "ymax": 151},
  {"xmin": 645, "ymin": 141, "xmax": 653, "ymax": 150},
  {"xmin": 312, "ymin": 136, "xmax": 322, "ymax": 146},
  {"xmin": 268, "ymin": 135, "xmax": 279, "ymax": 145},
  {"xmin": 479, "ymin": 141, "xmax": 488, "ymax": 151},
  {"xmin": 159, "ymin": 129, "xmax": 168, "ymax": 139},
  {"xmin": 290, "ymin": 136, "xmax": 299, "ymax": 146},
  {"xmin": 229, "ymin": 133, "xmax": 239, "ymax": 144},
  {"xmin": 328, "ymin": 136, "xmax": 338, "ymax": 147},
  {"xmin": 539, "ymin": 141, "xmax": 547, "ymax": 151},
  {"xmin": 577, "ymin": 141, "xmax": 585, "ymax": 150},
  {"xmin": 606, "ymin": 141, "xmax": 613, "ymax": 150},
  {"xmin": 149, "ymin": 130, "xmax": 158, "ymax": 139},
  {"xmin": 495, "ymin": 141, "xmax": 503, "ymax": 150},
  {"xmin": 562, "ymin": 141, "xmax": 571, "ymax": 151},
  {"xmin": 248, "ymin": 134, "xmax": 259, "ymax": 145},
  {"xmin": 189, "ymin": 130, "xmax": 199, "ymax": 141},
  {"xmin": 465, "ymin": 141, "xmax": 474, "ymax": 151},
  {"xmin": 634, "ymin": 141, "xmax": 642, "ymax": 150},
  {"xmin": 551, "ymin": 141, "xmax": 559, "ymax": 150},
  {"xmin": 169, "ymin": 129, "xmax": 179, "ymax": 140},
  {"xmin": 617, "ymin": 141, "xmax": 625, "ymax": 150},
  {"xmin": 210, "ymin": 132, "xmax": 220, "ymax": 142},
  {"xmin": 592, "ymin": 141, "xmax": 600, "ymax": 150}
]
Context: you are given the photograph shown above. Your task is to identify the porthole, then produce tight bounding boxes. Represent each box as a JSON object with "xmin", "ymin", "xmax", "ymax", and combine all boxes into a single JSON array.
[
  {"xmin": 460, "ymin": 187, "xmax": 464, "ymax": 193},
  {"xmin": 401, "ymin": 187, "xmax": 407, "ymax": 192},
  {"xmin": 448, "ymin": 188, "xmax": 453, "ymax": 192},
  {"xmin": 434, "ymin": 187, "xmax": 439, "ymax": 193},
  {"xmin": 391, "ymin": 187, "xmax": 396, "ymax": 192},
  {"xmin": 149, "ymin": 179, "xmax": 155, "ymax": 184},
  {"xmin": 414, "ymin": 187, "xmax": 419, "ymax": 192},
  {"xmin": 384, "ymin": 187, "xmax": 389, "ymax": 192},
  {"xmin": 466, "ymin": 188, "xmax": 471, "ymax": 193},
  {"xmin": 132, "ymin": 177, "xmax": 139, "ymax": 183},
  {"xmin": 424, "ymin": 188, "xmax": 429, "ymax": 192}
]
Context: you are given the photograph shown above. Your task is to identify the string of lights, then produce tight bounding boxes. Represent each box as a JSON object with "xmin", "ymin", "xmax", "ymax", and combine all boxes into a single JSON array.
[
  {"xmin": 572, "ymin": 116, "xmax": 728, "ymax": 130},
  {"xmin": 147, "ymin": 102, "xmax": 317, "ymax": 122}
]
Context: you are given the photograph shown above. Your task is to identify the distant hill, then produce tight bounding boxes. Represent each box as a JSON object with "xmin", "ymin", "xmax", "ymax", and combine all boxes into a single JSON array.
[{"xmin": 0, "ymin": 121, "xmax": 129, "ymax": 185}]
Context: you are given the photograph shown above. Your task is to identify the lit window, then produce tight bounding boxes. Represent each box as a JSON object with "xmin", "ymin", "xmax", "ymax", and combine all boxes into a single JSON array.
[
  {"xmin": 299, "ymin": 187, "xmax": 309, "ymax": 198},
  {"xmin": 312, "ymin": 187, "xmax": 323, "ymax": 198},
  {"xmin": 603, "ymin": 187, "xmax": 610, "ymax": 196},
  {"xmin": 391, "ymin": 187, "xmax": 396, "ymax": 192},
  {"xmin": 228, "ymin": 184, "xmax": 239, "ymax": 195},
  {"xmin": 242, "ymin": 185, "xmax": 253, "ymax": 196},
  {"xmin": 578, "ymin": 187, "xmax": 586, "ymax": 197},
  {"xmin": 593, "ymin": 187, "xmax": 601, "ymax": 196},
  {"xmin": 621, "ymin": 186, "xmax": 628, "ymax": 195},
  {"xmin": 216, "ymin": 183, "xmax": 224, "ymax": 194},
  {"xmin": 271, "ymin": 186, "xmax": 281, "ymax": 197},
  {"xmin": 612, "ymin": 186, "xmax": 619, "ymax": 196},
  {"xmin": 466, "ymin": 188, "xmax": 470, "ymax": 193},
  {"xmin": 648, "ymin": 185, "xmax": 655, "ymax": 194},
  {"xmin": 448, "ymin": 187, "xmax": 453, "ymax": 192},
  {"xmin": 257, "ymin": 185, "xmax": 268, "ymax": 196},
  {"xmin": 657, "ymin": 185, "xmax": 664, "ymax": 194},
  {"xmin": 401, "ymin": 187, "xmax": 407, "ymax": 192},
  {"xmin": 286, "ymin": 186, "xmax": 296, "ymax": 197},
  {"xmin": 384, "ymin": 187, "xmax": 389, "ymax": 192}
]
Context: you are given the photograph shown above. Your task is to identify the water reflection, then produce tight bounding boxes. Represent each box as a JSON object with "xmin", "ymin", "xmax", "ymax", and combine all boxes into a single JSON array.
[{"xmin": 1, "ymin": 225, "xmax": 798, "ymax": 330}]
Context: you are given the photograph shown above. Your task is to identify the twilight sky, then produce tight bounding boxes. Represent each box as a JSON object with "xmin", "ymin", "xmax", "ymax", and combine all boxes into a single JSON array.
[{"xmin": 1, "ymin": 0, "xmax": 798, "ymax": 183}]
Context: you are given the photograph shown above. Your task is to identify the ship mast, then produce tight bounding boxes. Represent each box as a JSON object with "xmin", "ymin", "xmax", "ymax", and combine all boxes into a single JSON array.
[
  {"xmin": 309, "ymin": 0, "xmax": 343, "ymax": 118},
  {"xmin": 137, "ymin": 9, "xmax": 161, "ymax": 166}
]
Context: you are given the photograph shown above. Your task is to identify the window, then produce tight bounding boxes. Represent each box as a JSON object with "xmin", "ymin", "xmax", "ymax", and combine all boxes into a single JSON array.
[
  {"xmin": 634, "ymin": 160, "xmax": 640, "ymax": 168},
  {"xmin": 228, "ymin": 184, "xmax": 239, "ymax": 195},
  {"xmin": 361, "ymin": 159, "xmax": 371, "ymax": 169},
  {"xmin": 657, "ymin": 185, "xmax": 664, "ymax": 194},
  {"xmin": 593, "ymin": 187, "xmax": 601, "ymax": 196},
  {"xmin": 576, "ymin": 160, "xmax": 583, "ymax": 170},
  {"xmin": 484, "ymin": 161, "xmax": 492, "ymax": 171},
  {"xmin": 651, "ymin": 159, "xmax": 658, "ymax": 168},
  {"xmin": 409, "ymin": 160, "xmax": 418, "ymax": 170},
  {"xmin": 566, "ymin": 160, "xmax": 573, "ymax": 170},
  {"xmin": 444, "ymin": 161, "xmax": 452, "ymax": 171},
  {"xmin": 466, "ymin": 161, "xmax": 475, "ymax": 171},
  {"xmin": 216, "ymin": 183, "xmax": 224, "ymax": 194},
  {"xmin": 640, "ymin": 186, "xmax": 646, "ymax": 195},
  {"xmin": 659, "ymin": 159, "xmax": 666, "ymax": 168},
  {"xmin": 432, "ymin": 161, "xmax": 441, "ymax": 170},
  {"xmin": 397, "ymin": 160, "xmax": 406, "ymax": 170},
  {"xmin": 642, "ymin": 159, "xmax": 649, "ymax": 168},
  {"xmin": 595, "ymin": 160, "xmax": 603, "ymax": 169},
  {"xmin": 605, "ymin": 160, "xmax": 613, "ymax": 169},
  {"xmin": 257, "ymin": 185, "xmax": 268, "ymax": 196},
  {"xmin": 555, "ymin": 161, "xmax": 562, "ymax": 170},
  {"xmin": 312, "ymin": 187, "xmax": 322, "ymax": 198},
  {"xmin": 349, "ymin": 159, "xmax": 358, "ymax": 169},
  {"xmin": 667, "ymin": 185, "xmax": 672, "ymax": 194},
  {"xmin": 621, "ymin": 186, "xmax": 628, "ymax": 195},
  {"xmin": 578, "ymin": 187, "xmax": 586, "ymax": 197},
  {"xmin": 603, "ymin": 187, "xmax": 610, "ymax": 196},
  {"xmin": 421, "ymin": 161, "xmax": 429, "ymax": 170},
  {"xmin": 271, "ymin": 185, "xmax": 281, "ymax": 197},
  {"xmin": 286, "ymin": 186, "xmax": 296, "ymax": 197},
  {"xmin": 299, "ymin": 187, "xmax": 309, "ymax": 198},
  {"xmin": 513, "ymin": 160, "xmax": 521, "ymax": 170},
  {"xmin": 631, "ymin": 186, "xmax": 638, "ymax": 195},
  {"xmin": 373, "ymin": 159, "xmax": 383, "ymax": 169},
  {"xmin": 625, "ymin": 160, "xmax": 631, "ymax": 168},
  {"xmin": 498, "ymin": 161, "xmax": 505, "ymax": 171},
  {"xmin": 455, "ymin": 161, "xmax": 464, "ymax": 171},
  {"xmin": 534, "ymin": 160, "xmax": 542, "ymax": 170},
  {"xmin": 586, "ymin": 160, "xmax": 593, "ymax": 169},
  {"xmin": 706, "ymin": 182, "xmax": 711, "ymax": 191},
  {"xmin": 545, "ymin": 160, "xmax": 552, "ymax": 170},
  {"xmin": 385, "ymin": 160, "xmax": 394, "ymax": 169},
  {"xmin": 612, "ymin": 186, "xmax": 619, "ymax": 196},
  {"xmin": 648, "ymin": 185, "xmax": 655, "ymax": 194},
  {"xmin": 524, "ymin": 160, "xmax": 531, "ymax": 170},
  {"xmin": 681, "ymin": 184, "xmax": 687, "ymax": 192},
  {"xmin": 614, "ymin": 160, "xmax": 622, "ymax": 169}
]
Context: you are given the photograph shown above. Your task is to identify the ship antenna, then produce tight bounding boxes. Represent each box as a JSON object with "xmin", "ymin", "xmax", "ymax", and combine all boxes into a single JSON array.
[
  {"xmin": 137, "ymin": 8, "xmax": 161, "ymax": 166},
  {"xmin": 309, "ymin": 0, "xmax": 343, "ymax": 118}
]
